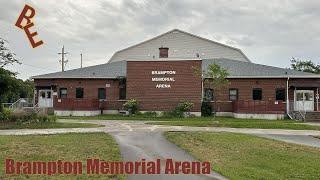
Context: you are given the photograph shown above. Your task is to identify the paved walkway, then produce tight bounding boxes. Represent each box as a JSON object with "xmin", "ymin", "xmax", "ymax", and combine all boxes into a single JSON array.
[{"xmin": 112, "ymin": 131, "xmax": 226, "ymax": 180}]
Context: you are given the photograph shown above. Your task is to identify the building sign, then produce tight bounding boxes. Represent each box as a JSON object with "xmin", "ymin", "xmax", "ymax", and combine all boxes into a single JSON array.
[{"xmin": 151, "ymin": 70, "xmax": 176, "ymax": 88}]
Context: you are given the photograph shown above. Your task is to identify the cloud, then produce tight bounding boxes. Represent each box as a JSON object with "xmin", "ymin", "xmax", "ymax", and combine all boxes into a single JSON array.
[{"xmin": 0, "ymin": 0, "xmax": 320, "ymax": 80}]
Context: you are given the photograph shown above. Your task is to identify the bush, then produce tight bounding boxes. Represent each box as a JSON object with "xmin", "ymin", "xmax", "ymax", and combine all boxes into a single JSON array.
[
  {"xmin": 0, "ymin": 108, "xmax": 12, "ymax": 122},
  {"xmin": 201, "ymin": 102, "xmax": 212, "ymax": 117},
  {"xmin": 176, "ymin": 100, "xmax": 194, "ymax": 112},
  {"xmin": 141, "ymin": 111, "xmax": 158, "ymax": 118},
  {"xmin": 0, "ymin": 108, "xmax": 57, "ymax": 124},
  {"xmin": 0, "ymin": 104, "xmax": 3, "ymax": 113},
  {"xmin": 123, "ymin": 99, "xmax": 139, "ymax": 114},
  {"xmin": 161, "ymin": 100, "xmax": 194, "ymax": 118}
]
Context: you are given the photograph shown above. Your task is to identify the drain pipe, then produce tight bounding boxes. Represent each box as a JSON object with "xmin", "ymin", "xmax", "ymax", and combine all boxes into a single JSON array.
[{"xmin": 286, "ymin": 77, "xmax": 293, "ymax": 119}]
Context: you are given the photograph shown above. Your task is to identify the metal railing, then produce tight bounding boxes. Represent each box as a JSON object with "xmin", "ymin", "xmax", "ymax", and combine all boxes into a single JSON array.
[{"xmin": 8, "ymin": 98, "xmax": 34, "ymax": 110}]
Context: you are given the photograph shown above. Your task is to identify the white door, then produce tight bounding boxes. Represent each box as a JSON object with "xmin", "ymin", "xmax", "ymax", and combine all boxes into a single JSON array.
[
  {"xmin": 38, "ymin": 90, "xmax": 53, "ymax": 107},
  {"xmin": 294, "ymin": 90, "xmax": 314, "ymax": 111}
]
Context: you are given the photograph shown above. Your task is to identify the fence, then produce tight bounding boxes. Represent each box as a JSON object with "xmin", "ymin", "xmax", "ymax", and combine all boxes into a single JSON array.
[{"xmin": 233, "ymin": 100, "xmax": 286, "ymax": 114}]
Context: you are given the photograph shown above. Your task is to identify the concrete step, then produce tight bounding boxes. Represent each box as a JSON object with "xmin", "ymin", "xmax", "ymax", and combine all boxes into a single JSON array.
[{"xmin": 305, "ymin": 112, "xmax": 320, "ymax": 122}]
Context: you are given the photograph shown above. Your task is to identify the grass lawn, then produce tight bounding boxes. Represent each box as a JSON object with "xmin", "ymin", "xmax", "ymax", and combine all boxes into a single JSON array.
[
  {"xmin": 165, "ymin": 132, "xmax": 320, "ymax": 180},
  {"xmin": 59, "ymin": 114, "xmax": 157, "ymax": 120},
  {"xmin": 147, "ymin": 118, "xmax": 320, "ymax": 130},
  {"xmin": 61, "ymin": 114, "xmax": 320, "ymax": 130},
  {"xmin": 0, "ymin": 133, "xmax": 124, "ymax": 179},
  {"xmin": 0, "ymin": 122, "xmax": 102, "ymax": 129}
]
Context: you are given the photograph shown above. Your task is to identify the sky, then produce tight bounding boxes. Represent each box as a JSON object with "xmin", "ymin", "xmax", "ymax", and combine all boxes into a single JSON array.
[{"xmin": 1, "ymin": 0, "xmax": 320, "ymax": 80}]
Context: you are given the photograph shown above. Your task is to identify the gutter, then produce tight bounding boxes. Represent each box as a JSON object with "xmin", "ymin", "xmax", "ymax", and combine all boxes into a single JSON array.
[{"xmin": 225, "ymin": 76, "xmax": 320, "ymax": 79}]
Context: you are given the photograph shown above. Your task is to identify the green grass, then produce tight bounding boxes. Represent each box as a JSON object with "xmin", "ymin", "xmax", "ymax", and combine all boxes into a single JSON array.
[
  {"xmin": 0, "ymin": 122, "xmax": 102, "ymax": 129},
  {"xmin": 165, "ymin": 132, "xmax": 320, "ymax": 179},
  {"xmin": 0, "ymin": 133, "xmax": 124, "ymax": 179},
  {"xmin": 147, "ymin": 118, "xmax": 320, "ymax": 130},
  {"xmin": 59, "ymin": 114, "xmax": 157, "ymax": 120},
  {"xmin": 60, "ymin": 114, "xmax": 320, "ymax": 130}
]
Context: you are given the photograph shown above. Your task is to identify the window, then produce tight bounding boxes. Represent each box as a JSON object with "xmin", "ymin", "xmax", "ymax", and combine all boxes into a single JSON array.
[
  {"xmin": 76, "ymin": 88, "xmax": 84, "ymax": 98},
  {"xmin": 252, "ymin": 88, "xmax": 262, "ymax": 100},
  {"xmin": 229, "ymin": 89, "xmax": 238, "ymax": 101},
  {"xmin": 47, "ymin": 91, "xmax": 51, "ymax": 99},
  {"xmin": 296, "ymin": 92, "xmax": 303, "ymax": 101},
  {"xmin": 275, "ymin": 88, "xmax": 285, "ymax": 101},
  {"xmin": 204, "ymin": 88, "xmax": 213, "ymax": 101},
  {"xmin": 40, "ymin": 91, "xmax": 46, "ymax": 98},
  {"xmin": 59, "ymin": 88, "xmax": 67, "ymax": 98},
  {"xmin": 305, "ymin": 92, "xmax": 314, "ymax": 101},
  {"xmin": 119, "ymin": 78, "xmax": 126, "ymax": 100},
  {"xmin": 159, "ymin": 47, "xmax": 169, "ymax": 58},
  {"xmin": 98, "ymin": 88, "xmax": 106, "ymax": 100}
]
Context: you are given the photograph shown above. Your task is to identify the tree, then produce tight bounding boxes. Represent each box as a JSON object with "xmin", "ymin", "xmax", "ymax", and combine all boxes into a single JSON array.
[
  {"xmin": 0, "ymin": 68, "xmax": 34, "ymax": 103},
  {"xmin": 0, "ymin": 38, "xmax": 20, "ymax": 67},
  {"xmin": 0, "ymin": 37, "xmax": 33, "ymax": 107},
  {"xmin": 290, "ymin": 57, "xmax": 320, "ymax": 74},
  {"xmin": 193, "ymin": 63, "xmax": 229, "ymax": 116}
]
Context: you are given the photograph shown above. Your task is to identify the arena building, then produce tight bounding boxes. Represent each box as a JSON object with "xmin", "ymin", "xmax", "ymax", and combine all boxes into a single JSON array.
[{"xmin": 32, "ymin": 29, "xmax": 320, "ymax": 119}]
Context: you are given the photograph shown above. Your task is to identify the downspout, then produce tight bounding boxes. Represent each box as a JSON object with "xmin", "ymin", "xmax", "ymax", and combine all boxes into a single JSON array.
[
  {"xmin": 201, "ymin": 74, "xmax": 204, "ymax": 103},
  {"xmin": 317, "ymin": 88, "xmax": 319, "ymax": 111},
  {"xmin": 286, "ymin": 77, "xmax": 292, "ymax": 119}
]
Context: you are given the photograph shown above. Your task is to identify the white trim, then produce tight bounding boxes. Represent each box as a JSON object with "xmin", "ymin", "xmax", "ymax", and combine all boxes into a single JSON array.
[
  {"xmin": 233, "ymin": 113, "xmax": 284, "ymax": 120},
  {"xmin": 34, "ymin": 75, "xmax": 320, "ymax": 80},
  {"xmin": 125, "ymin": 58, "xmax": 201, "ymax": 61},
  {"xmin": 226, "ymin": 76, "xmax": 320, "ymax": 79},
  {"xmin": 54, "ymin": 110, "xmax": 100, "ymax": 116},
  {"xmin": 32, "ymin": 77, "xmax": 119, "ymax": 79},
  {"xmin": 215, "ymin": 112, "xmax": 234, "ymax": 117},
  {"xmin": 103, "ymin": 110, "xmax": 119, "ymax": 114}
]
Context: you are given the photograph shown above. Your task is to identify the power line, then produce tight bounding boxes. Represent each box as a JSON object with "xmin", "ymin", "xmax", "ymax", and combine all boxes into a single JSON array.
[{"xmin": 21, "ymin": 63, "xmax": 57, "ymax": 71}]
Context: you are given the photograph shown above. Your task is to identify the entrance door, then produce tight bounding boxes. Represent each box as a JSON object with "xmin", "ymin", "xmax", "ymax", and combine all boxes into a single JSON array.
[
  {"xmin": 38, "ymin": 90, "xmax": 53, "ymax": 107},
  {"xmin": 294, "ymin": 90, "xmax": 314, "ymax": 111}
]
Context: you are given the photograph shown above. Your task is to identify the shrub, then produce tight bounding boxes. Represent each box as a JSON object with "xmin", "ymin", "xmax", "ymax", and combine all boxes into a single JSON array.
[
  {"xmin": 0, "ymin": 104, "xmax": 3, "ymax": 113},
  {"xmin": 0, "ymin": 108, "xmax": 57, "ymax": 124},
  {"xmin": 0, "ymin": 108, "xmax": 12, "ymax": 122},
  {"xmin": 176, "ymin": 100, "xmax": 194, "ymax": 112},
  {"xmin": 161, "ymin": 100, "xmax": 194, "ymax": 118},
  {"xmin": 123, "ymin": 99, "xmax": 139, "ymax": 114},
  {"xmin": 201, "ymin": 102, "xmax": 212, "ymax": 117},
  {"xmin": 141, "ymin": 111, "xmax": 158, "ymax": 118}
]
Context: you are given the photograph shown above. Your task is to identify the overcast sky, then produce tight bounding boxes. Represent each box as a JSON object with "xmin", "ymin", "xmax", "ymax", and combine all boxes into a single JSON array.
[{"xmin": 1, "ymin": 0, "xmax": 320, "ymax": 80}]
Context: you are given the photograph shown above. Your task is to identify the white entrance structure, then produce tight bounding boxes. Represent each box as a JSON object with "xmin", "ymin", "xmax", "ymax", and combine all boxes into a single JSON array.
[
  {"xmin": 38, "ymin": 89, "xmax": 53, "ymax": 107},
  {"xmin": 294, "ymin": 90, "xmax": 314, "ymax": 112}
]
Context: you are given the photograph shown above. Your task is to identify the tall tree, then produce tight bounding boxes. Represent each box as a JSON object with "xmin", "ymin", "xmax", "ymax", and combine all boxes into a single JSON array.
[
  {"xmin": 0, "ymin": 37, "xmax": 33, "ymax": 106},
  {"xmin": 194, "ymin": 63, "xmax": 229, "ymax": 116},
  {"xmin": 0, "ymin": 38, "xmax": 20, "ymax": 67},
  {"xmin": 290, "ymin": 57, "xmax": 320, "ymax": 74}
]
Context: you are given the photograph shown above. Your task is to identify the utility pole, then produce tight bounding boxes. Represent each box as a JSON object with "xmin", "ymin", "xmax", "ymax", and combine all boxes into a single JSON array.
[
  {"xmin": 80, "ymin": 53, "xmax": 83, "ymax": 68},
  {"xmin": 58, "ymin": 45, "xmax": 68, "ymax": 72}
]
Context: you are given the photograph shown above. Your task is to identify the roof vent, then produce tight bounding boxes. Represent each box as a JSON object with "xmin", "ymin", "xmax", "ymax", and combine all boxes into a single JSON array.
[{"xmin": 159, "ymin": 47, "xmax": 169, "ymax": 58}]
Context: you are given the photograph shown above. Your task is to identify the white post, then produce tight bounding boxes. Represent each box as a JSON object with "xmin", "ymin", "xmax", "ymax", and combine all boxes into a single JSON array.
[
  {"xmin": 201, "ymin": 74, "xmax": 204, "ymax": 102},
  {"xmin": 317, "ymin": 88, "xmax": 319, "ymax": 111},
  {"xmin": 286, "ymin": 77, "xmax": 290, "ymax": 113}
]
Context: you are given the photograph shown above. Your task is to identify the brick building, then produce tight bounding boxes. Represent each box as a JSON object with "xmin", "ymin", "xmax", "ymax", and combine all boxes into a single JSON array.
[{"xmin": 32, "ymin": 29, "xmax": 320, "ymax": 119}]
